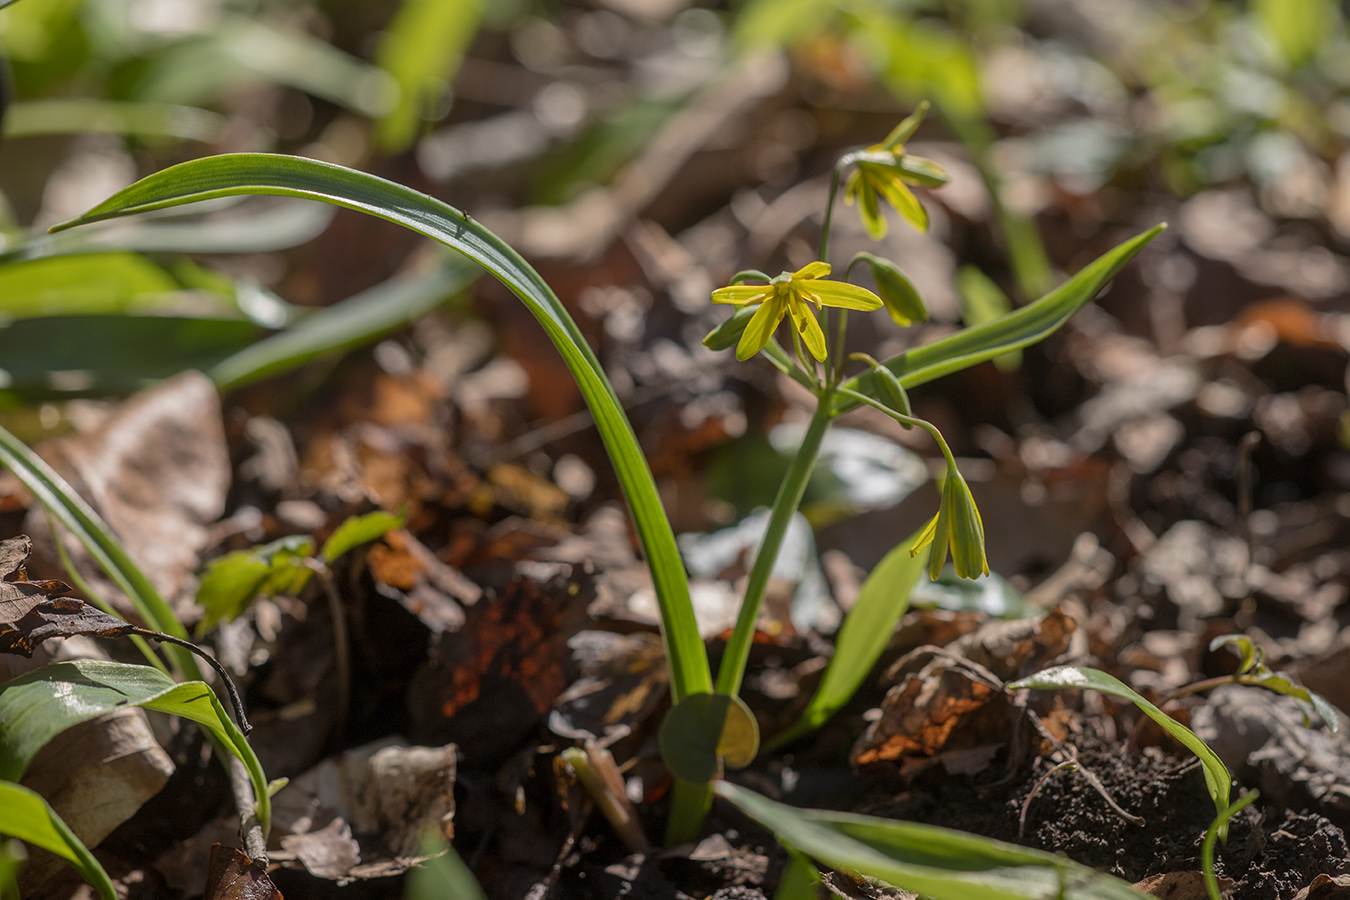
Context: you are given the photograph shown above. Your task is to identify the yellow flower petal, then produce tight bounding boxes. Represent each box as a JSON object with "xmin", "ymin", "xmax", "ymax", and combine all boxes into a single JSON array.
[
  {"xmin": 788, "ymin": 294, "xmax": 827, "ymax": 360},
  {"xmin": 711, "ymin": 285, "xmax": 772, "ymax": 306},
  {"xmin": 793, "ymin": 261, "xmax": 831, "ymax": 282},
  {"xmin": 812, "ymin": 280, "xmax": 882, "ymax": 311},
  {"xmin": 736, "ymin": 295, "xmax": 785, "ymax": 361},
  {"xmin": 875, "ymin": 176, "xmax": 928, "ymax": 232}
]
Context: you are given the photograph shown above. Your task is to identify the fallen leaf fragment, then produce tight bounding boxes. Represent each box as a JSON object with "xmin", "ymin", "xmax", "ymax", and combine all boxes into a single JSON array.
[
  {"xmin": 204, "ymin": 844, "xmax": 283, "ymax": 900},
  {"xmin": 269, "ymin": 738, "xmax": 456, "ymax": 883},
  {"xmin": 1134, "ymin": 871, "xmax": 1230, "ymax": 900},
  {"xmin": 0, "ymin": 534, "xmax": 126, "ymax": 657},
  {"xmin": 851, "ymin": 648, "xmax": 1017, "ymax": 774}
]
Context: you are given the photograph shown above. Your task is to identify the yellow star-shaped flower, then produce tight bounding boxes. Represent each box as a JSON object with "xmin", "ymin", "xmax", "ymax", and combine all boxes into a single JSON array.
[
  {"xmin": 843, "ymin": 105, "xmax": 949, "ymax": 238},
  {"xmin": 710, "ymin": 262, "xmax": 882, "ymax": 361}
]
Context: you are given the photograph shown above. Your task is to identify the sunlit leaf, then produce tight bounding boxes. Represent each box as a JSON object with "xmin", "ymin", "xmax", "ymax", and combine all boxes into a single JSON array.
[
  {"xmin": 0, "ymin": 782, "xmax": 115, "ymax": 900},
  {"xmin": 660, "ymin": 692, "xmax": 759, "ymax": 783},
  {"xmin": 832, "ymin": 226, "xmax": 1165, "ymax": 416},
  {"xmin": 375, "ymin": 0, "xmax": 486, "ymax": 152},
  {"xmin": 1008, "ymin": 666, "xmax": 1230, "ymax": 821},
  {"xmin": 197, "ymin": 535, "xmax": 315, "ymax": 633},
  {"xmin": 716, "ymin": 782, "xmax": 1150, "ymax": 900},
  {"xmin": 321, "ymin": 510, "xmax": 406, "ymax": 563},
  {"xmin": 51, "ymin": 151, "xmax": 711, "ymax": 705},
  {"xmin": 0, "ymin": 659, "xmax": 270, "ymax": 833}
]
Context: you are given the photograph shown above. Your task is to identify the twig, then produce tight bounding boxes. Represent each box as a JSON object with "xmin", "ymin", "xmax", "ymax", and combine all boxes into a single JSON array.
[
  {"xmin": 131, "ymin": 628, "xmax": 252, "ymax": 734},
  {"xmin": 229, "ymin": 755, "xmax": 268, "ymax": 865}
]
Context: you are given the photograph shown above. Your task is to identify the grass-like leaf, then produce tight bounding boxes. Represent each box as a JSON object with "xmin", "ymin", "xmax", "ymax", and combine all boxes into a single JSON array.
[
  {"xmin": 715, "ymin": 782, "xmax": 1150, "ymax": 900},
  {"xmin": 1008, "ymin": 666, "xmax": 1231, "ymax": 819},
  {"xmin": 0, "ymin": 782, "xmax": 116, "ymax": 900},
  {"xmin": 3, "ymin": 100, "xmax": 223, "ymax": 141},
  {"xmin": 0, "ymin": 659, "xmax": 270, "ymax": 835},
  {"xmin": 209, "ymin": 260, "xmax": 477, "ymax": 390},
  {"xmin": 374, "ymin": 0, "xmax": 485, "ymax": 152},
  {"xmin": 50, "ymin": 151, "xmax": 712, "ymax": 702},
  {"xmin": 769, "ymin": 524, "xmax": 930, "ymax": 749},
  {"xmin": 0, "ymin": 425, "xmax": 195, "ymax": 675},
  {"xmin": 831, "ymin": 225, "xmax": 1165, "ymax": 416}
]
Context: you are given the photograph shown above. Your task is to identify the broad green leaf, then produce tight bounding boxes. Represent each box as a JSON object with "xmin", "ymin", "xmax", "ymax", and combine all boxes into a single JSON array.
[
  {"xmin": 321, "ymin": 510, "xmax": 405, "ymax": 563},
  {"xmin": 660, "ymin": 693, "xmax": 759, "ymax": 783},
  {"xmin": 374, "ymin": 0, "xmax": 486, "ymax": 153},
  {"xmin": 770, "ymin": 525, "xmax": 930, "ymax": 749},
  {"xmin": 0, "ymin": 659, "xmax": 269, "ymax": 834},
  {"xmin": 405, "ymin": 829, "xmax": 487, "ymax": 900},
  {"xmin": 0, "ymin": 783, "xmax": 115, "ymax": 900},
  {"xmin": 3, "ymin": 100, "xmax": 222, "ymax": 141},
  {"xmin": 52, "ymin": 152, "xmax": 711, "ymax": 702},
  {"xmin": 831, "ymin": 226, "xmax": 1164, "ymax": 417},
  {"xmin": 0, "ymin": 315, "xmax": 259, "ymax": 397},
  {"xmin": 1007, "ymin": 666, "xmax": 1231, "ymax": 819},
  {"xmin": 196, "ymin": 535, "xmax": 316, "ymax": 633},
  {"xmin": 715, "ymin": 782, "xmax": 1150, "ymax": 900},
  {"xmin": 209, "ymin": 261, "xmax": 476, "ymax": 391},
  {"xmin": 0, "ymin": 252, "xmax": 236, "ymax": 318}
]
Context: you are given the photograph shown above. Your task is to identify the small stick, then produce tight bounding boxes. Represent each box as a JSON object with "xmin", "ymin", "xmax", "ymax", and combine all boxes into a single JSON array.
[{"xmin": 132, "ymin": 627, "xmax": 251, "ymax": 735}]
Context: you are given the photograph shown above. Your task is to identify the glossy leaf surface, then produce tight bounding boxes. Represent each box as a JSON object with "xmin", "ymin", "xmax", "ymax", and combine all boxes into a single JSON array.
[
  {"xmin": 52, "ymin": 152, "xmax": 711, "ymax": 702},
  {"xmin": 1008, "ymin": 665, "xmax": 1230, "ymax": 817},
  {"xmin": 716, "ymin": 782, "xmax": 1150, "ymax": 900},
  {"xmin": 0, "ymin": 782, "xmax": 115, "ymax": 900},
  {"xmin": 831, "ymin": 226, "xmax": 1164, "ymax": 416},
  {"xmin": 0, "ymin": 659, "xmax": 270, "ymax": 833}
]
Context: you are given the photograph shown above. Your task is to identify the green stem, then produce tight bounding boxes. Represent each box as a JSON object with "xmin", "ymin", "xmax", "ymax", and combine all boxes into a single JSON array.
[
  {"xmin": 664, "ymin": 777, "xmax": 713, "ymax": 846},
  {"xmin": 715, "ymin": 400, "xmax": 832, "ymax": 696},
  {"xmin": 818, "ymin": 156, "xmax": 852, "ymax": 263},
  {"xmin": 836, "ymin": 386, "xmax": 958, "ymax": 471},
  {"xmin": 1203, "ymin": 791, "xmax": 1258, "ymax": 900}
]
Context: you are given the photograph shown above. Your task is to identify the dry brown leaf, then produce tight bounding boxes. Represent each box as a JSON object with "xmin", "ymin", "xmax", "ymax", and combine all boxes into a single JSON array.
[{"xmin": 204, "ymin": 844, "xmax": 283, "ymax": 900}]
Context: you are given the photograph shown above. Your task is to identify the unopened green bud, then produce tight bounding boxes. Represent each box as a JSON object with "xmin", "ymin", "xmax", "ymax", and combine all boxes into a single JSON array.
[
  {"xmin": 881, "ymin": 101, "xmax": 930, "ymax": 151},
  {"xmin": 855, "ymin": 252, "xmax": 928, "ymax": 327},
  {"xmin": 913, "ymin": 467, "xmax": 988, "ymax": 580},
  {"xmin": 895, "ymin": 154, "xmax": 949, "ymax": 188}
]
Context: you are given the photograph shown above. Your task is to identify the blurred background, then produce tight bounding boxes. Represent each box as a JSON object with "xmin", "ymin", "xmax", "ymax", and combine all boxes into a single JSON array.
[{"xmin": 2, "ymin": 0, "xmax": 1350, "ymax": 587}]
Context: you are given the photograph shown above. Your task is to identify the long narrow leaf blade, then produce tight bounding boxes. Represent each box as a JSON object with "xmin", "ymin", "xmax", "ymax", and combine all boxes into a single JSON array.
[
  {"xmin": 0, "ymin": 782, "xmax": 116, "ymax": 900},
  {"xmin": 716, "ymin": 782, "xmax": 1149, "ymax": 900},
  {"xmin": 1007, "ymin": 666, "xmax": 1231, "ymax": 816},
  {"xmin": 50, "ymin": 152, "xmax": 711, "ymax": 700},
  {"xmin": 0, "ymin": 659, "xmax": 270, "ymax": 833},
  {"xmin": 0, "ymin": 426, "xmax": 195, "ymax": 676},
  {"xmin": 770, "ymin": 525, "xmax": 929, "ymax": 748},
  {"xmin": 832, "ymin": 226, "xmax": 1164, "ymax": 416},
  {"xmin": 210, "ymin": 260, "xmax": 476, "ymax": 390}
]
